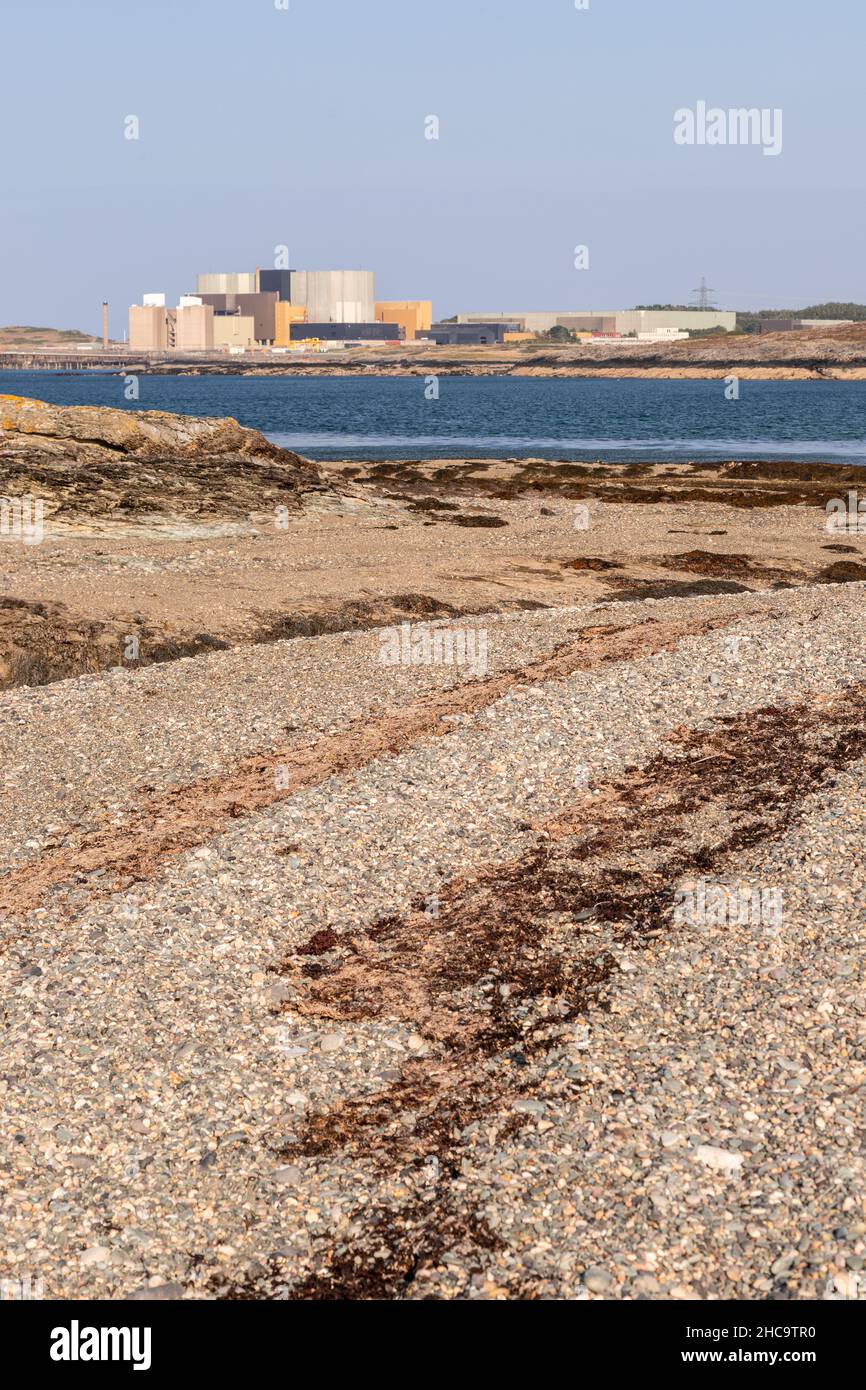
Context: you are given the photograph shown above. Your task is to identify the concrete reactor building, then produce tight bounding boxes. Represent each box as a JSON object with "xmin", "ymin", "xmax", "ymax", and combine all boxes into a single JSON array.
[
  {"xmin": 195, "ymin": 272, "xmax": 257, "ymax": 296},
  {"xmin": 195, "ymin": 267, "xmax": 377, "ymax": 338},
  {"xmin": 287, "ymin": 270, "xmax": 375, "ymax": 325}
]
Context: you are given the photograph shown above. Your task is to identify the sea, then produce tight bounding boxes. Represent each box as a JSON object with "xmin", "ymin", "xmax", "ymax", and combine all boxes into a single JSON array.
[{"xmin": 2, "ymin": 372, "xmax": 865, "ymax": 465}]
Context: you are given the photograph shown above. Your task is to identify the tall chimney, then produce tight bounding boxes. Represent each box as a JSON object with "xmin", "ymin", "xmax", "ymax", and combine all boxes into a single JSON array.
[{"xmin": 102, "ymin": 301, "xmax": 109, "ymax": 350}]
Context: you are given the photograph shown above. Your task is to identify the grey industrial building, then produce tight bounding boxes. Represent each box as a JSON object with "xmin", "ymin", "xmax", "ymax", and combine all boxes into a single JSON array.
[
  {"xmin": 256, "ymin": 269, "xmax": 293, "ymax": 301},
  {"xmin": 456, "ymin": 309, "xmax": 736, "ymax": 335},
  {"xmin": 419, "ymin": 322, "xmax": 519, "ymax": 345},
  {"xmin": 297, "ymin": 322, "xmax": 401, "ymax": 342},
  {"xmin": 197, "ymin": 267, "xmax": 375, "ymax": 328},
  {"xmin": 288, "ymin": 270, "xmax": 375, "ymax": 325},
  {"xmin": 196, "ymin": 291, "xmax": 279, "ymax": 343},
  {"xmin": 752, "ymin": 318, "xmax": 853, "ymax": 333}
]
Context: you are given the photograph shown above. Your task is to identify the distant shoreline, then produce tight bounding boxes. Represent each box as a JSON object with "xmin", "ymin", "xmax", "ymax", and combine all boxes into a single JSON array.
[
  {"xmin": 4, "ymin": 363, "xmax": 866, "ymax": 382},
  {"xmin": 5, "ymin": 326, "xmax": 866, "ymax": 383}
]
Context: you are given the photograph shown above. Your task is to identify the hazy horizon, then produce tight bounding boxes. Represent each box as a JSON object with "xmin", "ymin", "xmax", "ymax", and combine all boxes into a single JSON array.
[{"xmin": 2, "ymin": 0, "xmax": 863, "ymax": 336}]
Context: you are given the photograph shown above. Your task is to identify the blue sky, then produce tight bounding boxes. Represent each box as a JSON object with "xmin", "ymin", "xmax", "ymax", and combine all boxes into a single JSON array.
[{"xmin": 2, "ymin": 0, "xmax": 863, "ymax": 333}]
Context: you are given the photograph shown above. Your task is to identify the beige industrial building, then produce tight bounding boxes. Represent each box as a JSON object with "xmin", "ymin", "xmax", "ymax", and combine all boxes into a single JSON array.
[
  {"xmin": 174, "ymin": 297, "xmax": 214, "ymax": 350},
  {"xmin": 275, "ymin": 301, "xmax": 308, "ymax": 346},
  {"xmin": 615, "ymin": 309, "xmax": 735, "ymax": 335},
  {"xmin": 129, "ymin": 292, "xmax": 213, "ymax": 350},
  {"xmin": 213, "ymin": 314, "xmax": 256, "ymax": 349},
  {"xmin": 196, "ymin": 272, "xmax": 257, "ymax": 296},
  {"xmin": 129, "ymin": 303, "xmax": 169, "ymax": 350},
  {"xmin": 374, "ymin": 301, "xmax": 432, "ymax": 341},
  {"xmin": 557, "ymin": 315, "xmax": 618, "ymax": 335},
  {"xmin": 197, "ymin": 291, "xmax": 278, "ymax": 343}
]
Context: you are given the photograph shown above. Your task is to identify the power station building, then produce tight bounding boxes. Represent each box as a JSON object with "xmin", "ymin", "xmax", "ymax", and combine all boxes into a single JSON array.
[
  {"xmin": 130, "ymin": 262, "xmax": 427, "ymax": 350},
  {"xmin": 200, "ymin": 268, "xmax": 375, "ymax": 324},
  {"xmin": 375, "ymin": 301, "xmax": 432, "ymax": 341},
  {"xmin": 275, "ymin": 301, "xmax": 308, "ymax": 346},
  {"xmin": 455, "ymin": 309, "xmax": 736, "ymax": 335},
  {"xmin": 196, "ymin": 272, "xmax": 257, "ymax": 296},
  {"xmin": 174, "ymin": 297, "xmax": 214, "ymax": 350},
  {"xmin": 291, "ymin": 322, "xmax": 401, "ymax": 343},
  {"xmin": 419, "ymin": 322, "xmax": 519, "ymax": 346},
  {"xmin": 196, "ymin": 291, "xmax": 279, "ymax": 343},
  {"xmin": 256, "ymin": 269, "xmax": 293, "ymax": 301},
  {"xmin": 213, "ymin": 315, "xmax": 256, "ymax": 349},
  {"xmin": 128, "ymin": 292, "xmax": 213, "ymax": 350},
  {"xmin": 286, "ymin": 270, "xmax": 375, "ymax": 325},
  {"xmin": 129, "ymin": 299, "xmax": 169, "ymax": 350}
]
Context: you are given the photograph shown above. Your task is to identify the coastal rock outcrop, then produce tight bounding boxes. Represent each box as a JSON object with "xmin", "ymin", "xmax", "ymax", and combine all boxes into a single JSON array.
[{"xmin": 0, "ymin": 395, "xmax": 323, "ymax": 524}]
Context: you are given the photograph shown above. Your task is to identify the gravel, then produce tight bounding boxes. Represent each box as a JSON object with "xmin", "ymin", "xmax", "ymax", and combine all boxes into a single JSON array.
[{"xmin": 0, "ymin": 580, "xmax": 864, "ymax": 1300}]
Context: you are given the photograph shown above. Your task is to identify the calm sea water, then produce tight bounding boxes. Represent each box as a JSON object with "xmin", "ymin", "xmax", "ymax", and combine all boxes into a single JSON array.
[{"xmin": 2, "ymin": 371, "xmax": 865, "ymax": 464}]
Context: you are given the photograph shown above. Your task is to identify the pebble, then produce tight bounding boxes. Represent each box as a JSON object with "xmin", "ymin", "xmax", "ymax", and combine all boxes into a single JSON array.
[
  {"xmin": 694, "ymin": 1145, "xmax": 744, "ymax": 1176},
  {"xmin": 79, "ymin": 1247, "xmax": 112, "ymax": 1268},
  {"xmin": 125, "ymin": 1283, "xmax": 186, "ymax": 1301},
  {"xmin": 273, "ymin": 1166, "xmax": 302, "ymax": 1187}
]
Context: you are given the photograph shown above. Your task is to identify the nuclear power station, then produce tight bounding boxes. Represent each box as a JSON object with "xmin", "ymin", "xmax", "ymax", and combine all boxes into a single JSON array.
[
  {"xmin": 129, "ymin": 261, "xmax": 432, "ymax": 351},
  {"xmin": 128, "ymin": 257, "xmax": 735, "ymax": 353}
]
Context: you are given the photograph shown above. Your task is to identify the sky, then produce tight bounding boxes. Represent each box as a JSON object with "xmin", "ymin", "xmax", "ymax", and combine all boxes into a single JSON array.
[{"xmin": 2, "ymin": 0, "xmax": 864, "ymax": 334}]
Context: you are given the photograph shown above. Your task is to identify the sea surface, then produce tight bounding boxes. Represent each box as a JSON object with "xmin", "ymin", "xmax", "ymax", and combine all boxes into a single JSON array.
[{"xmin": 2, "ymin": 371, "xmax": 865, "ymax": 464}]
